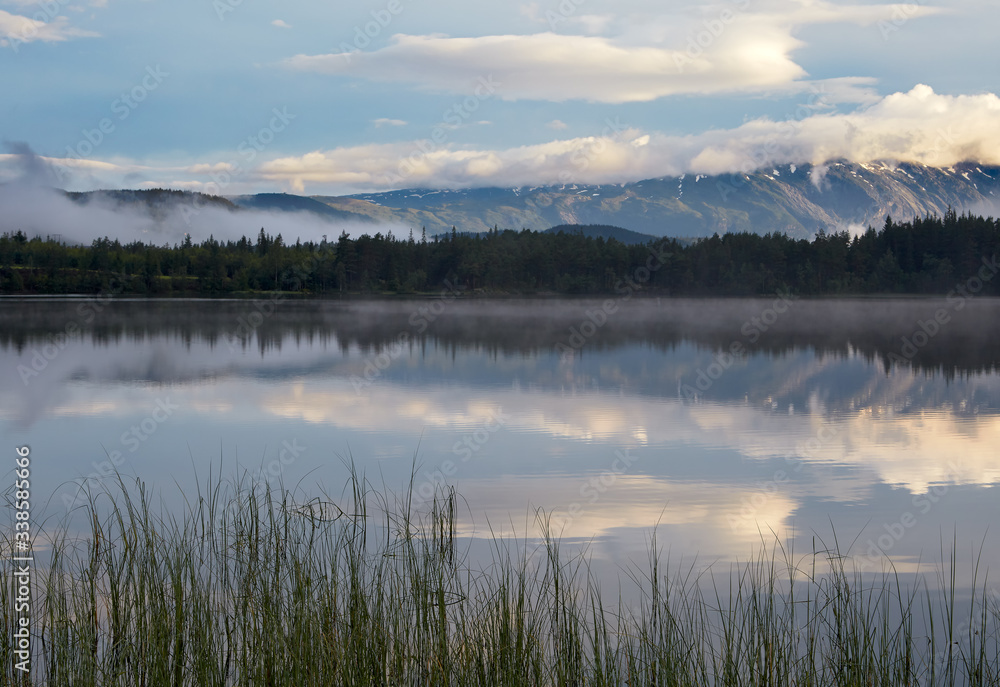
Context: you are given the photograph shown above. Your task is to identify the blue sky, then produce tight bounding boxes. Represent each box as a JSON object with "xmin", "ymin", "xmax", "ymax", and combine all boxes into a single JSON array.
[{"xmin": 1, "ymin": 0, "xmax": 998, "ymax": 195}]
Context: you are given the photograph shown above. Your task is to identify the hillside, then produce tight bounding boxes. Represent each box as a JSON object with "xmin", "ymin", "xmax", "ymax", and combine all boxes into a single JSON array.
[
  {"xmin": 310, "ymin": 161, "xmax": 1000, "ymax": 238},
  {"xmin": 66, "ymin": 188, "xmax": 238, "ymax": 216},
  {"xmin": 58, "ymin": 162, "xmax": 1000, "ymax": 241},
  {"xmin": 228, "ymin": 193, "xmax": 374, "ymax": 223},
  {"xmin": 544, "ymin": 224, "xmax": 660, "ymax": 245}
]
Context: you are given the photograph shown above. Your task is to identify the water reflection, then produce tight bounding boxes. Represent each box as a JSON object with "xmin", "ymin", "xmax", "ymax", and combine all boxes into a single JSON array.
[{"xmin": 1, "ymin": 297, "xmax": 998, "ymax": 578}]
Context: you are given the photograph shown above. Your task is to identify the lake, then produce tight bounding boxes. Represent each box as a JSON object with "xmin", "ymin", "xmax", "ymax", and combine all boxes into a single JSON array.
[{"xmin": 2, "ymin": 295, "xmax": 1000, "ymax": 588}]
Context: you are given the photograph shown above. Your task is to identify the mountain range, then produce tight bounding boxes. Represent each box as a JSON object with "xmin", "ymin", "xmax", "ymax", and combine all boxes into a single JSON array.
[{"xmin": 66, "ymin": 161, "xmax": 1000, "ymax": 240}]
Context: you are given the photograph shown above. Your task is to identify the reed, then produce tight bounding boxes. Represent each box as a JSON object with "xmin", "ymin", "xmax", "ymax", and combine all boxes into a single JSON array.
[{"xmin": 3, "ymin": 470, "xmax": 998, "ymax": 686}]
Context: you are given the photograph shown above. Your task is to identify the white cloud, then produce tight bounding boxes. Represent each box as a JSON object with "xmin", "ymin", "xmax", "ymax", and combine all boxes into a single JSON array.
[
  {"xmin": 0, "ymin": 8, "xmax": 98, "ymax": 47},
  {"xmin": 8, "ymin": 85, "xmax": 996, "ymax": 195},
  {"xmin": 569, "ymin": 13, "xmax": 615, "ymax": 34},
  {"xmin": 547, "ymin": 119, "xmax": 568, "ymax": 130},
  {"xmin": 685, "ymin": 84, "xmax": 1000, "ymax": 174},
  {"xmin": 284, "ymin": 31, "xmax": 802, "ymax": 103},
  {"xmin": 373, "ymin": 117, "xmax": 407, "ymax": 128},
  {"xmin": 282, "ymin": 1, "xmax": 944, "ymax": 103},
  {"xmin": 249, "ymin": 85, "xmax": 1000, "ymax": 192},
  {"xmin": 257, "ymin": 379, "xmax": 1000, "ymax": 497},
  {"xmin": 271, "ymin": 19, "xmax": 291, "ymax": 29}
]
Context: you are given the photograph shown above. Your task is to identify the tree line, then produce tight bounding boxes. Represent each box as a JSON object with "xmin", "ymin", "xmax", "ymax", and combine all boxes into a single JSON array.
[{"xmin": 1, "ymin": 210, "xmax": 998, "ymax": 296}]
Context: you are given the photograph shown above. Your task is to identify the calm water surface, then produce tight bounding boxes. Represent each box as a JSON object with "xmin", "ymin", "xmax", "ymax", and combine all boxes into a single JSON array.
[{"xmin": 2, "ymin": 297, "xmax": 999, "ymax": 584}]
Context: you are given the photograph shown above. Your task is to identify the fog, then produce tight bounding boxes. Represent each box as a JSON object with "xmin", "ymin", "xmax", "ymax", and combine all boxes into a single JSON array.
[
  {"xmin": 0, "ymin": 143, "xmax": 404, "ymax": 246},
  {"xmin": 3, "ymin": 297, "xmax": 999, "ymax": 382}
]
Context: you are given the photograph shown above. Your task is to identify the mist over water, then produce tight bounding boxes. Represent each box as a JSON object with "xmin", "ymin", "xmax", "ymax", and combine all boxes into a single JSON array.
[{"xmin": 1, "ymin": 296, "xmax": 998, "ymax": 594}]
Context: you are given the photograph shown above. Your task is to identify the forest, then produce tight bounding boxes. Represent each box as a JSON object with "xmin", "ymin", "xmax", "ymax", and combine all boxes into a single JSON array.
[{"xmin": 1, "ymin": 209, "xmax": 998, "ymax": 297}]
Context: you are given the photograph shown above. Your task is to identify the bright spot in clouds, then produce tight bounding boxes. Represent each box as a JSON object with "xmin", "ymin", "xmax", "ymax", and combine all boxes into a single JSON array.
[{"xmin": 0, "ymin": 0, "xmax": 994, "ymax": 194}]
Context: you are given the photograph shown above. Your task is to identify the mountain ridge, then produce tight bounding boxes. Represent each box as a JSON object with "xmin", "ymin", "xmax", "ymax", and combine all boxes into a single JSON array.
[
  {"xmin": 59, "ymin": 161, "xmax": 1000, "ymax": 240},
  {"xmin": 312, "ymin": 161, "xmax": 1000, "ymax": 239}
]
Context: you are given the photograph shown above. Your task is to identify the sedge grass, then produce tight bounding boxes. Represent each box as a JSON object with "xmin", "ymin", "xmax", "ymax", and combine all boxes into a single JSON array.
[{"xmin": 2, "ymin": 470, "xmax": 999, "ymax": 686}]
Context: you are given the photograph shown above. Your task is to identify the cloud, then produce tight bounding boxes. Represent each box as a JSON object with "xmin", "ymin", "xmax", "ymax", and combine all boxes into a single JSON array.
[
  {"xmin": 282, "ymin": 1, "xmax": 943, "ymax": 103},
  {"xmin": 249, "ymin": 85, "xmax": 1000, "ymax": 192},
  {"xmin": 2, "ymin": 141, "xmax": 64, "ymax": 187},
  {"xmin": 271, "ymin": 19, "xmax": 291, "ymax": 29},
  {"xmin": 547, "ymin": 119, "xmax": 568, "ymax": 130},
  {"xmin": 284, "ymin": 31, "xmax": 800, "ymax": 103},
  {"xmin": 685, "ymin": 84, "xmax": 1000, "ymax": 174},
  {"xmin": 0, "ymin": 180, "xmax": 386, "ymax": 250},
  {"xmin": 0, "ymin": 8, "xmax": 99, "ymax": 47},
  {"xmin": 373, "ymin": 118, "xmax": 407, "ymax": 128},
  {"xmin": 7, "ymin": 85, "xmax": 996, "ymax": 195}
]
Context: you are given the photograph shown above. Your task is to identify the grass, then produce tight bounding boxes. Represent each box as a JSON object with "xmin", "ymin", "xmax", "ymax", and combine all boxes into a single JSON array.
[{"xmin": 2, "ymin": 470, "xmax": 999, "ymax": 686}]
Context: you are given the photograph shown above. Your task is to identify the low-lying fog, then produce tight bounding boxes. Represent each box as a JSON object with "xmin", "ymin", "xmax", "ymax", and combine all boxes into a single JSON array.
[{"xmin": 0, "ymin": 143, "xmax": 401, "ymax": 245}]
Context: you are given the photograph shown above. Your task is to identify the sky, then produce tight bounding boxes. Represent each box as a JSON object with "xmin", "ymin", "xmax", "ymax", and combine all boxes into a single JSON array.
[{"xmin": 1, "ymin": 0, "xmax": 999, "ymax": 196}]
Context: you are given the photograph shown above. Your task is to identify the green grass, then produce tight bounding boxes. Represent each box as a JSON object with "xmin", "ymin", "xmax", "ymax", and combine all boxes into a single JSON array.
[{"xmin": 3, "ymin": 470, "xmax": 999, "ymax": 686}]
